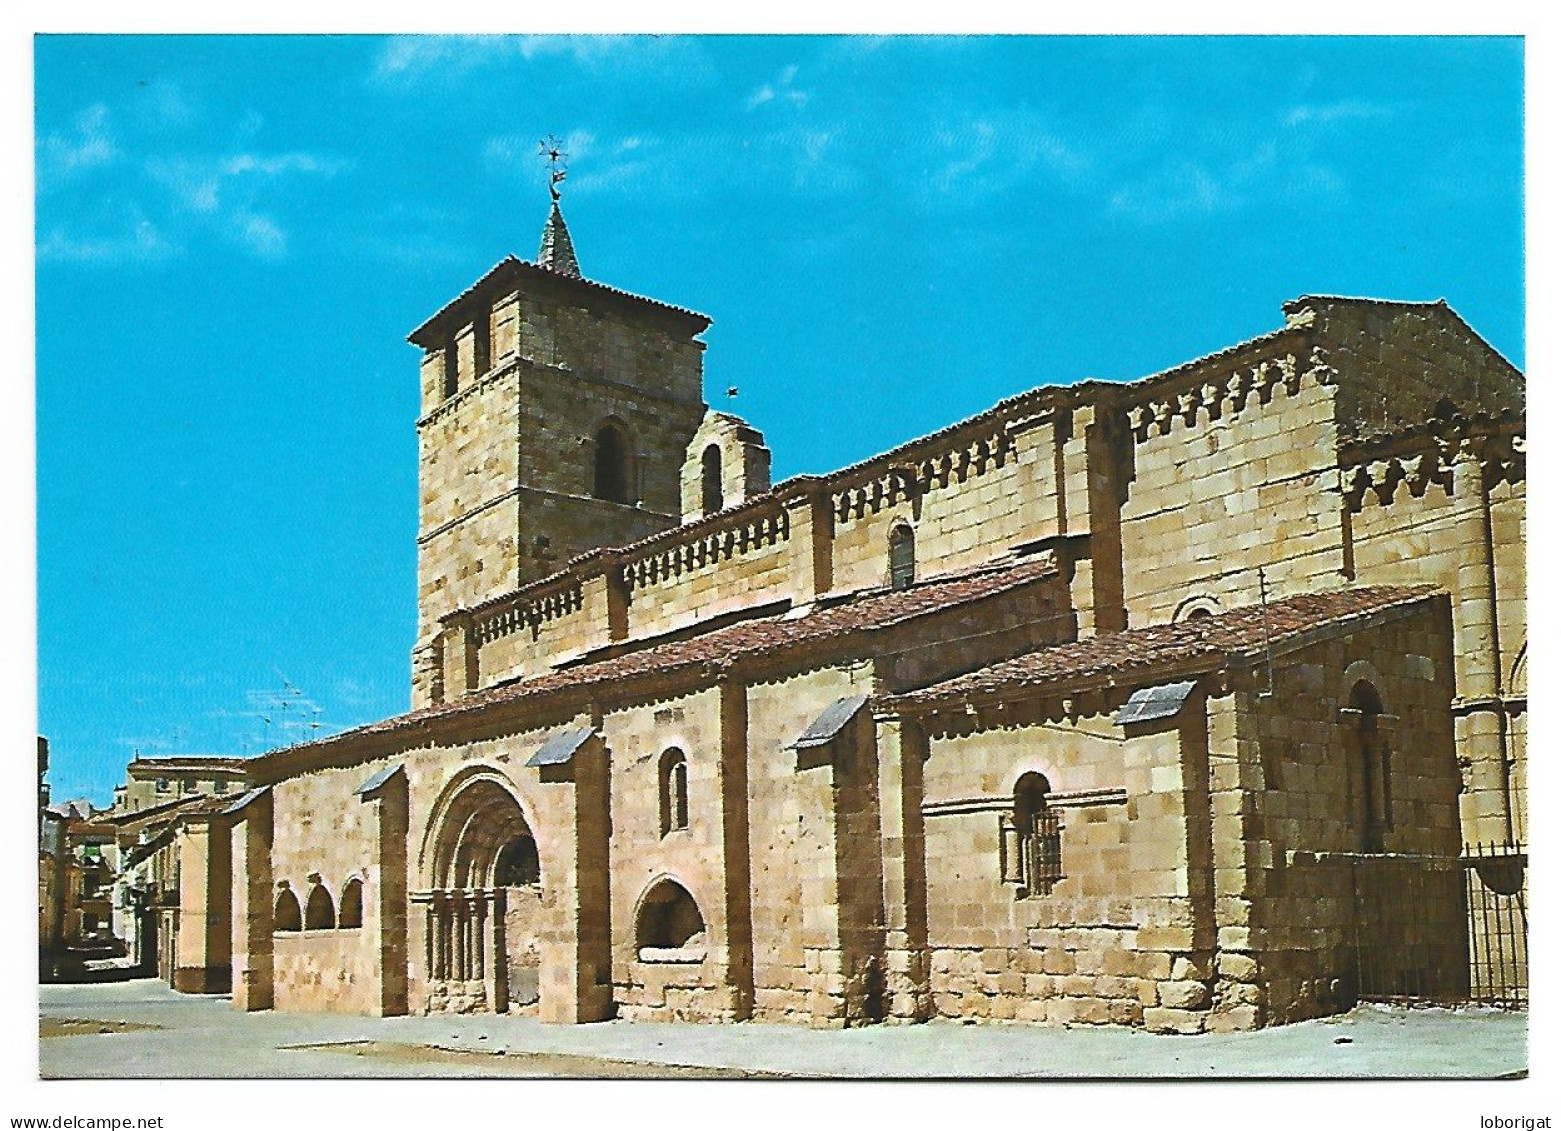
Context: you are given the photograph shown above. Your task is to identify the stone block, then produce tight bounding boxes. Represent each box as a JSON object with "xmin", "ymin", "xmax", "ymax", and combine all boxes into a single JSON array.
[
  {"xmin": 1143, "ymin": 1007, "xmax": 1209, "ymax": 1035},
  {"xmin": 1157, "ymin": 980, "xmax": 1211, "ymax": 1010}
]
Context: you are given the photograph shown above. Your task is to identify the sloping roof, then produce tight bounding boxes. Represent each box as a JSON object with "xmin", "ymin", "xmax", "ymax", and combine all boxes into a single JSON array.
[
  {"xmin": 526, "ymin": 726, "xmax": 597, "ymax": 768},
  {"xmin": 893, "ymin": 585, "xmax": 1440, "ymax": 710},
  {"xmin": 128, "ymin": 755, "xmax": 249, "ymax": 774},
  {"xmin": 255, "ymin": 556, "xmax": 1059, "ymax": 771},
  {"xmin": 101, "ymin": 792, "xmax": 215, "ymax": 829},
  {"xmin": 407, "ymin": 255, "xmax": 710, "ymax": 347},
  {"xmin": 791, "ymin": 695, "xmax": 870, "ymax": 749},
  {"xmin": 1113, "ymin": 680, "xmax": 1199, "ymax": 726}
]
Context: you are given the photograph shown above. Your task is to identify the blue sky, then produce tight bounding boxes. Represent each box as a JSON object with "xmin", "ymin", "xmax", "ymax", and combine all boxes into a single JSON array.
[{"xmin": 35, "ymin": 34, "xmax": 1524, "ymax": 804}]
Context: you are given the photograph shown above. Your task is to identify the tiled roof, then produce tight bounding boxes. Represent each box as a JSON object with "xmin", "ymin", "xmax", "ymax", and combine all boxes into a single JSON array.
[
  {"xmin": 259, "ymin": 556, "xmax": 1059, "ymax": 766},
  {"xmin": 893, "ymin": 585, "xmax": 1440, "ymax": 709},
  {"xmin": 128, "ymin": 755, "xmax": 250, "ymax": 773},
  {"xmin": 408, "ymin": 254, "xmax": 710, "ymax": 347}
]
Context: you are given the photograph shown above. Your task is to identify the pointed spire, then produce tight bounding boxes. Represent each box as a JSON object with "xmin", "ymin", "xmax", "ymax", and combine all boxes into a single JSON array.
[{"xmin": 538, "ymin": 200, "xmax": 581, "ymax": 279}]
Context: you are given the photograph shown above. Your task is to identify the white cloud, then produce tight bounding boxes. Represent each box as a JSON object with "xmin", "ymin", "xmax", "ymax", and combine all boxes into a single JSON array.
[
  {"xmin": 1108, "ymin": 162, "xmax": 1227, "ymax": 223},
  {"xmin": 37, "ymin": 204, "xmax": 175, "ymax": 265},
  {"xmin": 925, "ymin": 109, "xmax": 1091, "ymax": 206},
  {"xmin": 222, "ymin": 153, "xmax": 347, "ymax": 178},
  {"xmin": 1284, "ymin": 101, "xmax": 1394, "ymax": 127},
  {"xmin": 142, "ymin": 80, "xmax": 198, "ymax": 128},
  {"xmin": 232, "ymin": 210, "xmax": 287, "ymax": 259},
  {"xmin": 371, "ymin": 34, "xmax": 690, "ymax": 84},
  {"xmin": 37, "ymin": 104, "xmax": 121, "ymax": 189},
  {"xmin": 135, "ymin": 148, "xmax": 346, "ymax": 260},
  {"xmin": 745, "ymin": 63, "xmax": 809, "ymax": 111}
]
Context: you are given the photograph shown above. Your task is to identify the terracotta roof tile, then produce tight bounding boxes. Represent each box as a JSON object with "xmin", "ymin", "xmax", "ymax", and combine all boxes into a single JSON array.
[
  {"xmin": 264, "ymin": 556, "xmax": 1059, "ymax": 762},
  {"xmin": 895, "ymin": 585, "xmax": 1440, "ymax": 708}
]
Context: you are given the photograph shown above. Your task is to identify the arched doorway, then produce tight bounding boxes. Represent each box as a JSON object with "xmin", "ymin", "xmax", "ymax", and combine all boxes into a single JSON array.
[{"xmin": 417, "ymin": 770, "xmax": 544, "ymax": 1014}]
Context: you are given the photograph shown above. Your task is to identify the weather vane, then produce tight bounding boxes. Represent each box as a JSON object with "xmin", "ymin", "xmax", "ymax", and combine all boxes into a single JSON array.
[{"xmin": 539, "ymin": 134, "xmax": 568, "ymax": 202}]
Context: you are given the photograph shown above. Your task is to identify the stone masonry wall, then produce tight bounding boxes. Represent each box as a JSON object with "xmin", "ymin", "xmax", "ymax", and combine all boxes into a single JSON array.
[
  {"xmin": 1346, "ymin": 442, "xmax": 1525, "ymax": 845},
  {"xmin": 1300, "ymin": 299, "xmax": 1525, "ymax": 432},
  {"xmin": 745, "ymin": 665, "xmax": 872, "ymax": 1025},
  {"xmin": 412, "ymin": 268, "xmax": 708, "ymax": 709},
  {"xmin": 1208, "ymin": 601, "xmax": 1462, "ymax": 1028},
  {"xmin": 266, "ymin": 768, "xmax": 383, "ymax": 1013},
  {"xmin": 620, "ymin": 510, "xmax": 794, "ymax": 641},
  {"xmin": 1118, "ymin": 352, "xmax": 1347, "ymax": 627},
  {"xmin": 917, "ymin": 701, "xmax": 1200, "ymax": 1029},
  {"xmin": 829, "ymin": 419, "xmax": 1051, "ymax": 593},
  {"xmin": 604, "ymin": 687, "xmax": 737, "ymax": 1023}
]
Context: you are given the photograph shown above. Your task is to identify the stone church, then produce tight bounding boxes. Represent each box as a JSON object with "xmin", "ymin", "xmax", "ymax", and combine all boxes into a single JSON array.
[{"xmin": 163, "ymin": 196, "xmax": 1525, "ymax": 1034}]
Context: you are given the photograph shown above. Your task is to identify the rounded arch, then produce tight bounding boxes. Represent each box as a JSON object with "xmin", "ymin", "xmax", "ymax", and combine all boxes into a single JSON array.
[
  {"xmin": 1011, "ymin": 772, "xmax": 1062, "ymax": 897},
  {"xmin": 1013, "ymin": 770, "xmax": 1052, "ymax": 813},
  {"xmin": 304, "ymin": 881, "xmax": 336, "ymax": 930},
  {"xmin": 274, "ymin": 885, "xmax": 302, "ymax": 932},
  {"xmin": 1173, "ymin": 593, "xmax": 1222, "ymax": 623},
  {"xmin": 701, "ymin": 443, "xmax": 724, "ymax": 516},
  {"xmin": 888, "ymin": 521, "xmax": 916, "ymax": 590},
  {"xmin": 419, "ymin": 766, "xmax": 539, "ymax": 890},
  {"xmin": 1349, "ymin": 678, "xmax": 1384, "ymax": 715},
  {"xmin": 1342, "ymin": 659, "xmax": 1386, "ymax": 697},
  {"xmin": 494, "ymin": 834, "xmax": 541, "ymax": 887},
  {"xmin": 633, "ymin": 877, "xmax": 707, "ymax": 951},
  {"xmin": 1510, "ymin": 640, "xmax": 1527, "ymax": 696},
  {"xmin": 339, "ymin": 877, "xmax": 364, "ymax": 929},
  {"xmin": 592, "ymin": 417, "xmax": 634, "ymax": 504}
]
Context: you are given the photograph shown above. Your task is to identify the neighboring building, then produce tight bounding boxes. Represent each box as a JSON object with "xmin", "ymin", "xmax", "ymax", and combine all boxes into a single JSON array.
[
  {"xmin": 157, "ymin": 197, "xmax": 1523, "ymax": 1032},
  {"xmin": 38, "ymin": 737, "xmax": 67, "ymax": 978},
  {"xmin": 99, "ymin": 757, "xmax": 252, "ymax": 974},
  {"xmin": 54, "ymin": 811, "xmax": 117, "ymax": 945},
  {"xmin": 116, "ymin": 756, "xmax": 251, "ymax": 814}
]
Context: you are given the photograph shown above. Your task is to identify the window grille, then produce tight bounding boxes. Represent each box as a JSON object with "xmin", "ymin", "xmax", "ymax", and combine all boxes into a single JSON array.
[
  {"xmin": 1021, "ymin": 806, "xmax": 1064, "ymax": 896},
  {"xmin": 1010, "ymin": 773, "xmax": 1063, "ymax": 897}
]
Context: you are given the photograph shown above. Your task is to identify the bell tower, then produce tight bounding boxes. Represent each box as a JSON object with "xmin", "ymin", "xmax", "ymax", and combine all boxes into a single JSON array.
[{"xmin": 406, "ymin": 145, "xmax": 710, "ymax": 706}]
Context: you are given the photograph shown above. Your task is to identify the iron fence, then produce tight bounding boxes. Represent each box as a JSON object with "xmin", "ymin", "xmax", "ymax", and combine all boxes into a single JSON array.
[{"xmin": 1349, "ymin": 841, "xmax": 1526, "ymax": 1008}]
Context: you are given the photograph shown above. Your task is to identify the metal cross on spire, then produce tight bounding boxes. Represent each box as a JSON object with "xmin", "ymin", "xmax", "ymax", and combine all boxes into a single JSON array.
[{"xmin": 539, "ymin": 134, "xmax": 568, "ymax": 202}]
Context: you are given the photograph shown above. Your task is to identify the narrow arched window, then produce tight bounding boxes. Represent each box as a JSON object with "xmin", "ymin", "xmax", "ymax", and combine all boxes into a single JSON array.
[
  {"xmin": 1014, "ymin": 772, "xmax": 1062, "ymax": 897},
  {"xmin": 1349, "ymin": 681, "xmax": 1390, "ymax": 852},
  {"xmin": 274, "ymin": 888, "xmax": 302, "ymax": 933},
  {"xmin": 339, "ymin": 878, "xmax": 364, "ymax": 929},
  {"xmin": 495, "ymin": 835, "xmax": 541, "ymax": 887},
  {"xmin": 659, "ymin": 749, "xmax": 689, "ymax": 837},
  {"xmin": 701, "ymin": 444, "xmax": 724, "ymax": 515},
  {"xmin": 889, "ymin": 523, "xmax": 915, "ymax": 590},
  {"xmin": 305, "ymin": 882, "xmax": 336, "ymax": 930},
  {"xmin": 593, "ymin": 422, "xmax": 630, "ymax": 504},
  {"xmin": 442, "ymin": 340, "xmax": 458, "ymax": 400}
]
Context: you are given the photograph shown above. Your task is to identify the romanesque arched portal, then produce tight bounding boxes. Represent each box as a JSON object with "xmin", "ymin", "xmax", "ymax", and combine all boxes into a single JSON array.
[{"xmin": 415, "ymin": 769, "xmax": 543, "ymax": 1014}]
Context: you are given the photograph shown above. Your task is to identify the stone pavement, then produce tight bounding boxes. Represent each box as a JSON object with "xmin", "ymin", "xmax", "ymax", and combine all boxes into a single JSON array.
[{"xmin": 37, "ymin": 978, "xmax": 1526, "ymax": 1080}]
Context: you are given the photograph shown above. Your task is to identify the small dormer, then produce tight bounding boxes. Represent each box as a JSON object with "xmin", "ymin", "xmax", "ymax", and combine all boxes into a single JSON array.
[{"xmin": 680, "ymin": 410, "xmax": 772, "ymax": 522}]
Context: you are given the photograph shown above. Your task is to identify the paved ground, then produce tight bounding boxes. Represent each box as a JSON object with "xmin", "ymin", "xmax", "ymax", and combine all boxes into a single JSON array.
[{"xmin": 38, "ymin": 978, "xmax": 1527, "ymax": 1080}]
